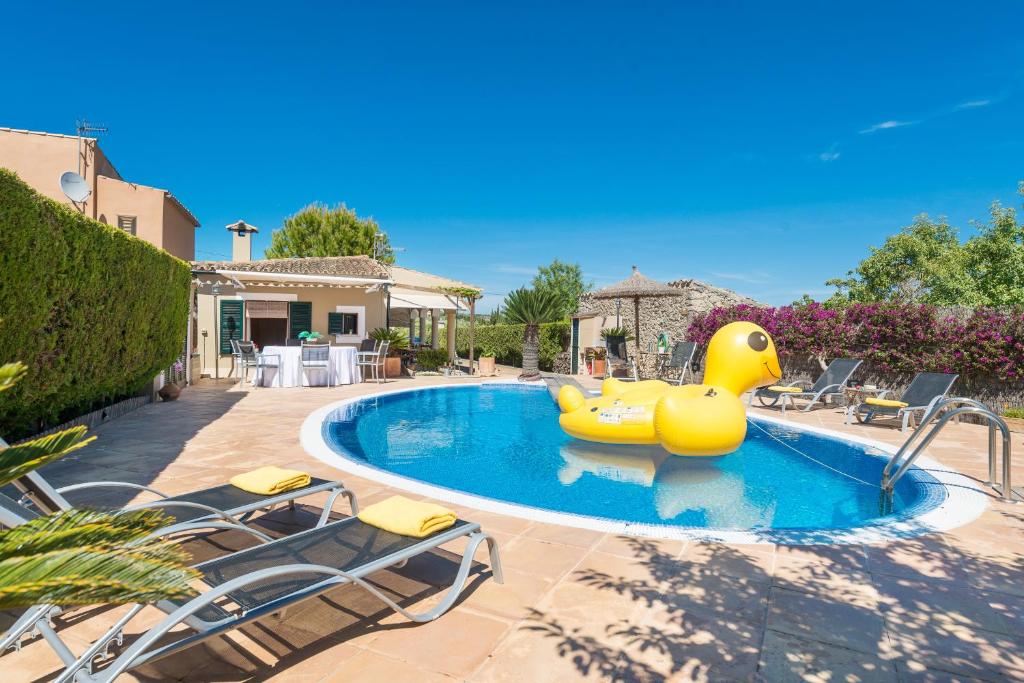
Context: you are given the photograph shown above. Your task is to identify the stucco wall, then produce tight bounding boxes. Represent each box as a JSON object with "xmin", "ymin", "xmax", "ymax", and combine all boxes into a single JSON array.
[{"xmin": 161, "ymin": 199, "xmax": 196, "ymax": 260}]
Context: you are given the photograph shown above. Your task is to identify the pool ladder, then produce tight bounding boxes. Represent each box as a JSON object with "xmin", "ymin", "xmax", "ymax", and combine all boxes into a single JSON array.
[{"xmin": 880, "ymin": 397, "xmax": 1017, "ymax": 511}]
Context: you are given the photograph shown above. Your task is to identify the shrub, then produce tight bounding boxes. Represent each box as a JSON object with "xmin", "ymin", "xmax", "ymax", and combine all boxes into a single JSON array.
[
  {"xmin": 687, "ymin": 301, "xmax": 1024, "ymax": 381},
  {"xmin": 369, "ymin": 327, "xmax": 409, "ymax": 353},
  {"xmin": 1004, "ymin": 407, "xmax": 1024, "ymax": 419},
  {"xmin": 455, "ymin": 321, "xmax": 569, "ymax": 371},
  {"xmin": 0, "ymin": 170, "xmax": 191, "ymax": 438},
  {"xmin": 415, "ymin": 348, "xmax": 449, "ymax": 371}
]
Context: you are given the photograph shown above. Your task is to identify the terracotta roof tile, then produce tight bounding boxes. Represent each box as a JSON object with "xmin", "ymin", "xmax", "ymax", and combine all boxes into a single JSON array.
[{"xmin": 191, "ymin": 255, "xmax": 390, "ymax": 279}]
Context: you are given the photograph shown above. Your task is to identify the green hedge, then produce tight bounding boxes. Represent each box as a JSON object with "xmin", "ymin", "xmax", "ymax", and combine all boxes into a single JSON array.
[
  {"xmin": 455, "ymin": 321, "xmax": 569, "ymax": 371},
  {"xmin": 0, "ymin": 170, "xmax": 191, "ymax": 438}
]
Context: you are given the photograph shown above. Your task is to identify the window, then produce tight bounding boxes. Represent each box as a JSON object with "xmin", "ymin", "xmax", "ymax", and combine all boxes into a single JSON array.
[
  {"xmin": 328, "ymin": 311, "xmax": 359, "ymax": 335},
  {"xmin": 117, "ymin": 215, "xmax": 137, "ymax": 235}
]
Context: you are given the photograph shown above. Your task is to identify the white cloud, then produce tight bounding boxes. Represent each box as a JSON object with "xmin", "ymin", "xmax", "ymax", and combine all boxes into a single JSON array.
[
  {"xmin": 859, "ymin": 119, "xmax": 917, "ymax": 134},
  {"xmin": 819, "ymin": 151, "xmax": 841, "ymax": 162},
  {"xmin": 955, "ymin": 99, "xmax": 992, "ymax": 109}
]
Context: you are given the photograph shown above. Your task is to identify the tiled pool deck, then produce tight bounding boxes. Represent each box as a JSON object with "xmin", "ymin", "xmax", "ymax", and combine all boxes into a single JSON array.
[{"xmin": 4, "ymin": 374, "xmax": 1023, "ymax": 681}]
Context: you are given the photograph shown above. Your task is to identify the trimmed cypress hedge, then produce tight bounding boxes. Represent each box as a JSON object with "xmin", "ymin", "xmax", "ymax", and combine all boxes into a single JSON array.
[
  {"xmin": 0, "ymin": 169, "xmax": 191, "ymax": 438},
  {"xmin": 455, "ymin": 321, "xmax": 569, "ymax": 371}
]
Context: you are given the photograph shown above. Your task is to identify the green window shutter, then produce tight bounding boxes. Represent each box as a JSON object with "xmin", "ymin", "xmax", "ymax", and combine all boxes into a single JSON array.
[
  {"xmin": 289, "ymin": 301, "xmax": 313, "ymax": 338},
  {"xmin": 327, "ymin": 312, "xmax": 344, "ymax": 335},
  {"xmin": 219, "ymin": 300, "xmax": 244, "ymax": 354}
]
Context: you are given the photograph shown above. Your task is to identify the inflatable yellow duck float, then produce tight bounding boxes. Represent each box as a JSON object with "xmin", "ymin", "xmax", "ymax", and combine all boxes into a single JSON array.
[{"xmin": 557, "ymin": 321, "xmax": 782, "ymax": 456}]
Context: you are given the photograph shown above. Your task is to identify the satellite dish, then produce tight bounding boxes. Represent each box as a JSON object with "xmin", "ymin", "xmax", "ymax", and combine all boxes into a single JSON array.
[{"xmin": 60, "ymin": 171, "xmax": 91, "ymax": 203}]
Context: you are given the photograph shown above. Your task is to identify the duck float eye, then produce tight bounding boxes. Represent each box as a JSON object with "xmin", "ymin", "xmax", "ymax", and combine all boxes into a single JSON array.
[{"xmin": 747, "ymin": 331, "xmax": 768, "ymax": 351}]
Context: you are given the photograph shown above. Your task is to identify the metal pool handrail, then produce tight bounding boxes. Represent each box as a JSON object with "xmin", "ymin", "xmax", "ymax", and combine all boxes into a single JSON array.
[{"xmin": 881, "ymin": 397, "xmax": 1014, "ymax": 502}]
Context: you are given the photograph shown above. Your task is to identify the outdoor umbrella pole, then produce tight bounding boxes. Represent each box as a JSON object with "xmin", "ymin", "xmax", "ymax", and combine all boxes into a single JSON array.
[{"xmin": 633, "ymin": 296, "xmax": 640, "ymax": 353}]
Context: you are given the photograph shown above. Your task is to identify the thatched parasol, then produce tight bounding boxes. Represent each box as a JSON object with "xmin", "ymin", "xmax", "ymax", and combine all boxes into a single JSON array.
[{"xmin": 590, "ymin": 266, "xmax": 681, "ymax": 349}]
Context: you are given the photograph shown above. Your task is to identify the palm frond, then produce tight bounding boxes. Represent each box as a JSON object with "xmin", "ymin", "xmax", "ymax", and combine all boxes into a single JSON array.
[
  {"xmin": 0, "ymin": 363, "xmax": 27, "ymax": 393},
  {"xmin": 0, "ymin": 509, "xmax": 199, "ymax": 609},
  {"xmin": 502, "ymin": 287, "xmax": 563, "ymax": 325},
  {"xmin": 0, "ymin": 426, "xmax": 95, "ymax": 487}
]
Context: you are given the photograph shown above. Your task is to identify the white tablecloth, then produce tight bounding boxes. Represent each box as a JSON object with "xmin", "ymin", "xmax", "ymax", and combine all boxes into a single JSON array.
[{"xmin": 255, "ymin": 346, "xmax": 360, "ymax": 387}]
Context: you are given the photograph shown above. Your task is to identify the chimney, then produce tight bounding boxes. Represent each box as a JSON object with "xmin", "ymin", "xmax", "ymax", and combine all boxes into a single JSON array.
[{"xmin": 226, "ymin": 220, "xmax": 259, "ymax": 262}]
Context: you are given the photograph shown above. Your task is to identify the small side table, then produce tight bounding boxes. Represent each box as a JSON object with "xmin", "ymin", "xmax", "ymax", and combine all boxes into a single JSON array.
[{"xmin": 843, "ymin": 386, "xmax": 888, "ymax": 424}]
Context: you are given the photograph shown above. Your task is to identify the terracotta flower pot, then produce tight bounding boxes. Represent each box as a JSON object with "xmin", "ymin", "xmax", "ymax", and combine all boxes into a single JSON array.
[
  {"xmin": 478, "ymin": 356, "xmax": 496, "ymax": 376},
  {"xmin": 158, "ymin": 382, "xmax": 181, "ymax": 401},
  {"xmin": 384, "ymin": 356, "xmax": 402, "ymax": 378},
  {"xmin": 592, "ymin": 359, "xmax": 606, "ymax": 376}
]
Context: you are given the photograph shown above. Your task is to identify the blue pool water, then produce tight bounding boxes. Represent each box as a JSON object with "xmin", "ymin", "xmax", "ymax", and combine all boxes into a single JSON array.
[{"xmin": 321, "ymin": 385, "xmax": 945, "ymax": 534}]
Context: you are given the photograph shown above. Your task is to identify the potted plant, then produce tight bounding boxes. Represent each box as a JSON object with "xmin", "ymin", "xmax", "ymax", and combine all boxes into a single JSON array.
[
  {"xmin": 158, "ymin": 361, "xmax": 184, "ymax": 401},
  {"xmin": 589, "ymin": 347, "xmax": 606, "ymax": 376},
  {"xmin": 370, "ymin": 327, "xmax": 409, "ymax": 377},
  {"xmin": 478, "ymin": 344, "xmax": 497, "ymax": 377},
  {"xmin": 297, "ymin": 331, "xmax": 324, "ymax": 344}
]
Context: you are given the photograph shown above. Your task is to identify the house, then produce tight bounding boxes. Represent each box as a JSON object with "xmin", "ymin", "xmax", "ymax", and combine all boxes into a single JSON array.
[
  {"xmin": 192, "ymin": 221, "xmax": 479, "ymax": 378},
  {"xmin": 0, "ymin": 127, "xmax": 199, "ymax": 260}
]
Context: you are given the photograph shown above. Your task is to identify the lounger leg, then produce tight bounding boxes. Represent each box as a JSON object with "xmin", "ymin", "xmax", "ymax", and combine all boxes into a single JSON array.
[{"xmin": 316, "ymin": 487, "xmax": 359, "ymax": 527}]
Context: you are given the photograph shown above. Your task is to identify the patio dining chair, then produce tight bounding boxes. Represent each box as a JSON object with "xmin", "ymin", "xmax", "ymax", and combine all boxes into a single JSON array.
[
  {"xmin": 300, "ymin": 343, "xmax": 333, "ymax": 387},
  {"xmin": 0, "ymin": 491, "xmax": 502, "ymax": 683},
  {"xmin": 849, "ymin": 372, "xmax": 959, "ymax": 432},
  {"xmin": 356, "ymin": 340, "xmax": 389, "ymax": 383},
  {"xmin": 657, "ymin": 341, "xmax": 698, "ymax": 385},
  {"xmin": 752, "ymin": 358, "xmax": 862, "ymax": 415},
  {"xmin": 604, "ymin": 336, "xmax": 638, "ymax": 381},
  {"xmin": 237, "ymin": 341, "xmax": 281, "ymax": 388}
]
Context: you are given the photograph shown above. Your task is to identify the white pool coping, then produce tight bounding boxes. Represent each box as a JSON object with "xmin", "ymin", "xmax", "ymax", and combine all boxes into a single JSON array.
[{"xmin": 299, "ymin": 381, "xmax": 989, "ymax": 545}]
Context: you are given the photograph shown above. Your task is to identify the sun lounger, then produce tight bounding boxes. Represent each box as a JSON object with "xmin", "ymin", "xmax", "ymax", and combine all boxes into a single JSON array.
[
  {"xmin": 849, "ymin": 372, "xmax": 959, "ymax": 432},
  {"xmin": 752, "ymin": 358, "xmax": 862, "ymax": 415},
  {"xmin": 657, "ymin": 341, "xmax": 698, "ymax": 385},
  {"xmin": 0, "ymin": 492, "xmax": 502, "ymax": 682}
]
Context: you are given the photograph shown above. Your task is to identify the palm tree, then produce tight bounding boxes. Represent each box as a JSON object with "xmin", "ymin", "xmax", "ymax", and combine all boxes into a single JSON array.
[
  {"xmin": 0, "ymin": 362, "xmax": 198, "ymax": 610},
  {"xmin": 502, "ymin": 288, "xmax": 562, "ymax": 381}
]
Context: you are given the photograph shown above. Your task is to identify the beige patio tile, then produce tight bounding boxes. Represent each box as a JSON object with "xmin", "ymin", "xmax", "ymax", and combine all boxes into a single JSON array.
[
  {"xmin": 320, "ymin": 648, "xmax": 459, "ymax": 682},
  {"xmin": 592, "ymin": 533, "xmax": 686, "ymax": 560},
  {"xmin": 767, "ymin": 586, "xmax": 893, "ymax": 656},
  {"xmin": 456, "ymin": 566, "xmax": 555, "ymax": 620},
  {"xmin": 758, "ymin": 629, "xmax": 898, "ymax": 682},
  {"xmin": 363, "ymin": 607, "xmax": 511, "ymax": 678},
  {"xmin": 680, "ymin": 541, "xmax": 775, "ymax": 582},
  {"xmin": 885, "ymin": 621, "xmax": 1024, "ymax": 682},
  {"xmin": 872, "ymin": 574, "xmax": 1015, "ymax": 637},
  {"xmin": 522, "ymin": 521, "xmax": 605, "ymax": 548},
  {"xmin": 499, "ymin": 536, "xmax": 587, "ymax": 578}
]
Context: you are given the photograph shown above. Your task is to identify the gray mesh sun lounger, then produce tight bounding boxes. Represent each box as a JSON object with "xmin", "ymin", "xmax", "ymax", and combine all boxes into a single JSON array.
[
  {"xmin": 658, "ymin": 341, "xmax": 698, "ymax": 385},
  {"xmin": 751, "ymin": 358, "xmax": 862, "ymax": 415},
  {"xmin": 849, "ymin": 372, "xmax": 959, "ymax": 432},
  {"xmin": 0, "ymin": 493, "xmax": 502, "ymax": 683},
  {"xmin": 604, "ymin": 336, "xmax": 638, "ymax": 381},
  {"xmin": 11, "ymin": 466, "xmax": 358, "ymax": 537}
]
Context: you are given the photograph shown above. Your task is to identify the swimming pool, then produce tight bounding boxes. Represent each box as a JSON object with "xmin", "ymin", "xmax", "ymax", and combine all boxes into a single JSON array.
[{"xmin": 302, "ymin": 382, "xmax": 986, "ymax": 544}]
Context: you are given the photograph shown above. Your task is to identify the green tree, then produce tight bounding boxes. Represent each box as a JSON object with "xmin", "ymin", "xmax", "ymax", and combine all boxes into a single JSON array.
[
  {"xmin": 963, "ymin": 185, "xmax": 1024, "ymax": 306},
  {"xmin": 265, "ymin": 203, "xmax": 394, "ymax": 263},
  {"xmin": 0, "ymin": 363, "xmax": 198, "ymax": 609},
  {"xmin": 502, "ymin": 288, "xmax": 562, "ymax": 380},
  {"xmin": 532, "ymin": 259, "xmax": 592, "ymax": 319},
  {"xmin": 826, "ymin": 215, "xmax": 978, "ymax": 305}
]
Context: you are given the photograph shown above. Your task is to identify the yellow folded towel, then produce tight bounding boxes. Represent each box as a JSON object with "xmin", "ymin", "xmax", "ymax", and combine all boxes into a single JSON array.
[
  {"xmin": 229, "ymin": 466, "xmax": 311, "ymax": 495},
  {"xmin": 766, "ymin": 385, "xmax": 804, "ymax": 393},
  {"xmin": 358, "ymin": 495, "xmax": 456, "ymax": 538},
  {"xmin": 864, "ymin": 397, "xmax": 909, "ymax": 408}
]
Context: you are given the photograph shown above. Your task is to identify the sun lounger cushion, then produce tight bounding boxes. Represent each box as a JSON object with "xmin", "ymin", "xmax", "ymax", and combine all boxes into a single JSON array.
[
  {"xmin": 864, "ymin": 397, "xmax": 909, "ymax": 408},
  {"xmin": 229, "ymin": 466, "xmax": 311, "ymax": 495},
  {"xmin": 766, "ymin": 386, "xmax": 804, "ymax": 393},
  {"xmin": 358, "ymin": 495, "xmax": 456, "ymax": 538}
]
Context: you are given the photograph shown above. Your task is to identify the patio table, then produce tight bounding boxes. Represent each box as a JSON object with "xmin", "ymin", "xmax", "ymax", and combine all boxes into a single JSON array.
[{"xmin": 255, "ymin": 345, "xmax": 360, "ymax": 387}]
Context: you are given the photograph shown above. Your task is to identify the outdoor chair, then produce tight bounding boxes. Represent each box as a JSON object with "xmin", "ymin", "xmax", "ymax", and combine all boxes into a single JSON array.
[
  {"xmin": 849, "ymin": 372, "xmax": 959, "ymax": 432},
  {"xmin": 752, "ymin": 358, "xmax": 862, "ymax": 415},
  {"xmin": 356, "ymin": 340, "xmax": 389, "ymax": 383},
  {"xmin": 0, "ymin": 491, "xmax": 501, "ymax": 683},
  {"xmin": 604, "ymin": 336, "xmax": 638, "ymax": 381},
  {"xmin": 228, "ymin": 339, "xmax": 242, "ymax": 378},
  {"xmin": 300, "ymin": 343, "xmax": 332, "ymax": 387},
  {"xmin": 237, "ymin": 341, "xmax": 281, "ymax": 388},
  {"xmin": 657, "ymin": 341, "xmax": 698, "ymax": 385}
]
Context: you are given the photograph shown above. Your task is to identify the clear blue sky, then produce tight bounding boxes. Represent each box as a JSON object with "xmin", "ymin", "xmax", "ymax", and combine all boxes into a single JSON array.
[{"xmin": 3, "ymin": 2, "xmax": 1022, "ymax": 310}]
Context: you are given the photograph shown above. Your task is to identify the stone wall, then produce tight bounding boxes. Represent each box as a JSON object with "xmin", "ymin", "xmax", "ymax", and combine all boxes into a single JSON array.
[{"xmin": 577, "ymin": 279, "xmax": 759, "ymax": 376}]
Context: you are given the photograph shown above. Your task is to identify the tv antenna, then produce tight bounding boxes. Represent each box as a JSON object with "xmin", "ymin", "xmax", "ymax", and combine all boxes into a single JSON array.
[{"xmin": 58, "ymin": 119, "xmax": 107, "ymax": 212}]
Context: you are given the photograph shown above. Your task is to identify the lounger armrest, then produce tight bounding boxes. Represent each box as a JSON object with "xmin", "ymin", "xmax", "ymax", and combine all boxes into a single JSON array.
[
  {"xmin": 139, "ymin": 520, "xmax": 274, "ymax": 545},
  {"xmin": 874, "ymin": 389, "xmax": 892, "ymax": 400},
  {"xmin": 56, "ymin": 481, "xmax": 170, "ymax": 500},
  {"xmin": 121, "ymin": 499, "xmax": 245, "ymax": 526},
  {"xmin": 814, "ymin": 383, "xmax": 845, "ymax": 396}
]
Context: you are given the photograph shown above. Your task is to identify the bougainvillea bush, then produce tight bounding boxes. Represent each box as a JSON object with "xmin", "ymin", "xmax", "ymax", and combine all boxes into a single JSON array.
[{"xmin": 687, "ymin": 302, "xmax": 1024, "ymax": 381}]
